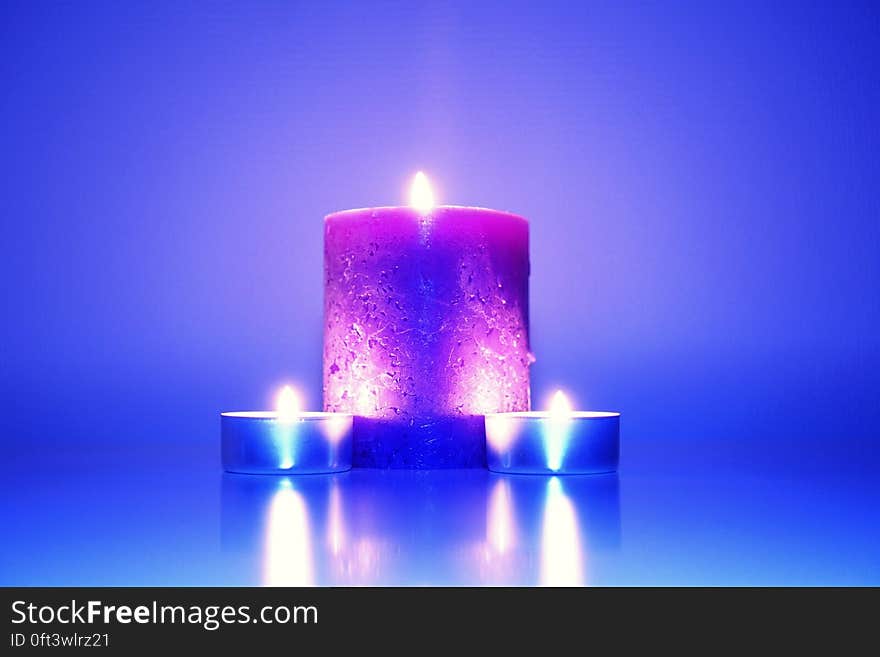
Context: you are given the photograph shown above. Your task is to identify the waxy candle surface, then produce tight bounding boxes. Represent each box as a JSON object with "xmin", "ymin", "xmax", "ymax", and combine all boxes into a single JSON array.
[{"xmin": 324, "ymin": 206, "xmax": 531, "ymax": 468}]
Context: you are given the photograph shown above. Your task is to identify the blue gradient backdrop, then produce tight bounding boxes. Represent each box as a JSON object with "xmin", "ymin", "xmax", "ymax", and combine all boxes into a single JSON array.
[{"xmin": 1, "ymin": 1, "xmax": 879, "ymax": 584}]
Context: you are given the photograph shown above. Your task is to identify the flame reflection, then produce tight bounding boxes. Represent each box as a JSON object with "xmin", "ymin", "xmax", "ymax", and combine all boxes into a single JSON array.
[
  {"xmin": 539, "ymin": 477, "xmax": 584, "ymax": 586},
  {"xmin": 487, "ymin": 478, "xmax": 516, "ymax": 554},
  {"xmin": 262, "ymin": 482, "xmax": 314, "ymax": 586},
  {"xmin": 221, "ymin": 471, "xmax": 619, "ymax": 586},
  {"xmin": 326, "ymin": 482, "xmax": 345, "ymax": 556}
]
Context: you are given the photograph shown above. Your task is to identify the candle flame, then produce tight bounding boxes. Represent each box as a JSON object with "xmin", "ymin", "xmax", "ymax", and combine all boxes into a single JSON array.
[
  {"xmin": 409, "ymin": 171, "xmax": 434, "ymax": 214},
  {"xmin": 546, "ymin": 390, "xmax": 573, "ymax": 471},
  {"xmin": 549, "ymin": 389, "xmax": 573, "ymax": 418},
  {"xmin": 276, "ymin": 385, "xmax": 301, "ymax": 422}
]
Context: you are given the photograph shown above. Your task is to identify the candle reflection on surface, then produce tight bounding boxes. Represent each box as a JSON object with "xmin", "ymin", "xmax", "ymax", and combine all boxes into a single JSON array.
[
  {"xmin": 487, "ymin": 478, "xmax": 517, "ymax": 554},
  {"xmin": 539, "ymin": 478, "xmax": 584, "ymax": 586},
  {"xmin": 221, "ymin": 470, "xmax": 619, "ymax": 586},
  {"xmin": 481, "ymin": 474, "xmax": 620, "ymax": 585},
  {"xmin": 263, "ymin": 481, "xmax": 313, "ymax": 586},
  {"xmin": 475, "ymin": 476, "xmax": 529, "ymax": 585},
  {"xmin": 326, "ymin": 483, "xmax": 344, "ymax": 556}
]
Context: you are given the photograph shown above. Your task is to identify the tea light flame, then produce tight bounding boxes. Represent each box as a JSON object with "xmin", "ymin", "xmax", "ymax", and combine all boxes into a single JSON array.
[
  {"xmin": 546, "ymin": 389, "xmax": 573, "ymax": 471},
  {"xmin": 276, "ymin": 385, "xmax": 301, "ymax": 422},
  {"xmin": 549, "ymin": 389, "xmax": 573, "ymax": 418},
  {"xmin": 410, "ymin": 171, "xmax": 434, "ymax": 215}
]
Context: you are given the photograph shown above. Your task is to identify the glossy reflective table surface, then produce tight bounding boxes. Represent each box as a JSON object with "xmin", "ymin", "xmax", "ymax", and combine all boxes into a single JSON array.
[{"xmin": 2, "ymin": 440, "xmax": 878, "ymax": 586}]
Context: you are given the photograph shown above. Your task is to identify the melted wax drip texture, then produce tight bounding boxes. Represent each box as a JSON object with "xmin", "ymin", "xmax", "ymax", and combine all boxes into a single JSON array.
[{"xmin": 324, "ymin": 206, "xmax": 532, "ymax": 468}]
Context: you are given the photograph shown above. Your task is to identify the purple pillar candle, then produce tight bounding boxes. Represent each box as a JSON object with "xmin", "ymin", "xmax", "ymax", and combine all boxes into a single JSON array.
[{"xmin": 323, "ymin": 175, "xmax": 531, "ymax": 468}]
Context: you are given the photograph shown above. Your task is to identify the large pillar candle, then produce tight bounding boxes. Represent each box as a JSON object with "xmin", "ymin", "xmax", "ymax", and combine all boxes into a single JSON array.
[{"xmin": 323, "ymin": 174, "xmax": 531, "ymax": 468}]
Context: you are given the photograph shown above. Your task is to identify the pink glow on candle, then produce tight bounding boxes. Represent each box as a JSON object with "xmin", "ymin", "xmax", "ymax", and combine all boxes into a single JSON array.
[
  {"xmin": 326, "ymin": 483, "xmax": 345, "ymax": 556},
  {"xmin": 324, "ymin": 198, "xmax": 531, "ymax": 468},
  {"xmin": 485, "ymin": 413, "xmax": 518, "ymax": 452}
]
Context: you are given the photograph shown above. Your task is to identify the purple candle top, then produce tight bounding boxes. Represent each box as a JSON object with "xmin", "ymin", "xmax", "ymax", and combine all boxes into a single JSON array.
[{"xmin": 323, "ymin": 174, "xmax": 532, "ymax": 468}]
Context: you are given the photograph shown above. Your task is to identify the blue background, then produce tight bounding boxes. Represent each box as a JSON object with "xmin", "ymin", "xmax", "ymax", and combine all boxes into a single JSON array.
[{"xmin": 1, "ymin": 1, "xmax": 878, "ymax": 585}]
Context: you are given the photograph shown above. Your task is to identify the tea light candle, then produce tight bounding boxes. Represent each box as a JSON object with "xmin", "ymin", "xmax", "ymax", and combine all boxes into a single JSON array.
[
  {"xmin": 485, "ymin": 391, "xmax": 619, "ymax": 475},
  {"xmin": 222, "ymin": 386, "xmax": 353, "ymax": 475}
]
